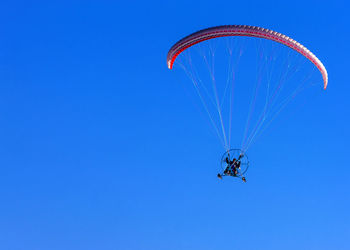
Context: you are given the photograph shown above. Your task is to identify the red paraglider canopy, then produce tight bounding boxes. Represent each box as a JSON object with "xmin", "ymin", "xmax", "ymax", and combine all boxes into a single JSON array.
[{"xmin": 167, "ymin": 25, "xmax": 328, "ymax": 89}]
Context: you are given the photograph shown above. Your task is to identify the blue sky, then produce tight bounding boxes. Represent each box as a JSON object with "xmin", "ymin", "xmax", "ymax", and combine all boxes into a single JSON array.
[{"xmin": 0, "ymin": 1, "xmax": 349, "ymax": 249}]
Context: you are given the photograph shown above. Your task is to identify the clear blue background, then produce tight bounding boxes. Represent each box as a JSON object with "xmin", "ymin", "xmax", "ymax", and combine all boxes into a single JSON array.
[{"xmin": 0, "ymin": 1, "xmax": 349, "ymax": 249}]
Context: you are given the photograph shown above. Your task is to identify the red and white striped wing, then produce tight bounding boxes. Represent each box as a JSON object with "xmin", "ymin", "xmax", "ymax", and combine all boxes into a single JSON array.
[{"xmin": 167, "ymin": 25, "xmax": 328, "ymax": 89}]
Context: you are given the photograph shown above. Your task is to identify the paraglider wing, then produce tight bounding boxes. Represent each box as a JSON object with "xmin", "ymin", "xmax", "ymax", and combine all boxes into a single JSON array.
[{"xmin": 167, "ymin": 25, "xmax": 328, "ymax": 89}]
